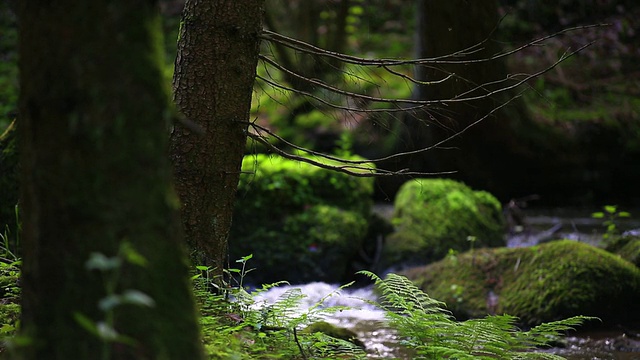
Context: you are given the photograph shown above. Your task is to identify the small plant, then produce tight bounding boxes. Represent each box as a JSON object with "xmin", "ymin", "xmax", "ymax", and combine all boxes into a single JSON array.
[
  {"xmin": 449, "ymin": 284, "xmax": 465, "ymax": 306},
  {"xmin": 0, "ymin": 205, "xmax": 21, "ymax": 348},
  {"xmin": 195, "ymin": 255, "xmax": 366, "ymax": 359},
  {"xmin": 74, "ymin": 243, "xmax": 155, "ymax": 360},
  {"xmin": 0, "ymin": 204, "xmax": 20, "ymax": 264},
  {"xmin": 592, "ymin": 205, "xmax": 631, "ymax": 241}
]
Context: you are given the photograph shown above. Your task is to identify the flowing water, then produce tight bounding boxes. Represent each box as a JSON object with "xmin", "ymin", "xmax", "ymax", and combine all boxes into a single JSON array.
[
  {"xmin": 253, "ymin": 206, "xmax": 640, "ymax": 358},
  {"xmin": 253, "ymin": 282, "xmax": 640, "ymax": 359}
]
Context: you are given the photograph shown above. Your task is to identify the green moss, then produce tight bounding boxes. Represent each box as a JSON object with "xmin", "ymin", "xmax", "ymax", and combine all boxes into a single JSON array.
[
  {"xmin": 384, "ymin": 178, "xmax": 504, "ymax": 266},
  {"xmin": 404, "ymin": 240, "xmax": 640, "ymax": 326},
  {"xmin": 230, "ymin": 154, "xmax": 375, "ymax": 284},
  {"xmin": 237, "ymin": 154, "xmax": 374, "ymax": 218},
  {"xmin": 606, "ymin": 236, "xmax": 640, "ymax": 268}
]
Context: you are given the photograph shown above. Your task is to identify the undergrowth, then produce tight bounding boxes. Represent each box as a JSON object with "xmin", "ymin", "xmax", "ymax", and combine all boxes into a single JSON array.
[
  {"xmin": 360, "ymin": 271, "xmax": 594, "ymax": 360},
  {"xmin": 191, "ymin": 257, "xmax": 593, "ymax": 359},
  {"xmin": 194, "ymin": 256, "xmax": 367, "ymax": 359},
  {"xmin": 1, "ymin": 245, "xmax": 593, "ymax": 359}
]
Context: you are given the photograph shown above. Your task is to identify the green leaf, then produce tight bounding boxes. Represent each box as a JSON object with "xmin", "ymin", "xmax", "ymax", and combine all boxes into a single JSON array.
[
  {"xmin": 604, "ymin": 205, "xmax": 617, "ymax": 214},
  {"xmin": 96, "ymin": 322, "xmax": 120, "ymax": 341},
  {"xmin": 237, "ymin": 254, "xmax": 253, "ymax": 263},
  {"xmin": 196, "ymin": 265, "xmax": 210, "ymax": 271},
  {"xmin": 74, "ymin": 312, "xmax": 100, "ymax": 337},
  {"xmin": 119, "ymin": 242, "xmax": 148, "ymax": 267},
  {"xmin": 85, "ymin": 253, "xmax": 121, "ymax": 271},
  {"xmin": 591, "ymin": 212, "xmax": 604, "ymax": 219},
  {"xmin": 121, "ymin": 289, "xmax": 155, "ymax": 308},
  {"xmin": 0, "ymin": 323, "xmax": 15, "ymax": 334},
  {"xmin": 619, "ymin": 211, "xmax": 631, "ymax": 217},
  {"xmin": 98, "ymin": 294, "xmax": 122, "ymax": 312}
]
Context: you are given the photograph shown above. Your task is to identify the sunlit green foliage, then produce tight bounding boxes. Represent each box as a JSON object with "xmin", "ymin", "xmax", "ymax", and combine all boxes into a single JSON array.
[
  {"xmin": 231, "ymin": 154, "xmax": 375, "ymax": 284},
  {"xmin": 592, "ymin": 205, "xmax": 631, "ymax": 242}
]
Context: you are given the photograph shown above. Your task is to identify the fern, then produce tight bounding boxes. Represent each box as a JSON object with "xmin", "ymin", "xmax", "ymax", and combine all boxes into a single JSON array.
[{"xmin": 359, "ymin": 271, "xmax": 595, "ymax": 359}]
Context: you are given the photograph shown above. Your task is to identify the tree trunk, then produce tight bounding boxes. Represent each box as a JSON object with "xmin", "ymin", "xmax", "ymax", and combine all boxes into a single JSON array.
[
  {"xmin": 170, "ymin": 0, "xmax": 264, "ymax": 281},
  {"xmin": 384, "ymin": 0, "xmax": 544, "ymax": 199},
  {"xmin": 17, "ymin": 1, "xmax": 203, "ymax": 359}
]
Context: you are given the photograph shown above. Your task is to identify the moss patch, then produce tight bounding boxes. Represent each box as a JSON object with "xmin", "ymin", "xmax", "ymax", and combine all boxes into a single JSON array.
[
  {"xmin": 606, "ymin": 236, "xmax": 640, "ymax": 268},
  {"xmin": 384, "ymin": 178, "xmax": 504, "ymax": 267},
  {"xmin": 403, "ymin": 240, "xmax": 640, "ymax": 327},
  {"xmin": 230, "ymin": 154, "xmax": 375, "ymax": 284}
]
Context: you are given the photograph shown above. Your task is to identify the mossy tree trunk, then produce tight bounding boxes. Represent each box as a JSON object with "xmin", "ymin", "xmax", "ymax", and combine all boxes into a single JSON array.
[
  {"xmin": 170, "ymin": 0, "xmax": 263, "ymax": 281},
  {"xmin": 17, "ymin": 1, "xmax": 203, "ymax": 359}
]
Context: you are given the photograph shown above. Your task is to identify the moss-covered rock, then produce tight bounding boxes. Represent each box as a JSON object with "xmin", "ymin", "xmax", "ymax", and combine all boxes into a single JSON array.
[
  {"xmin": 230, "ymin": 154, "xmax": 375, "ymax": 284},
  {"xmin": 606, "ymin": 235, "xmax": 640, "ymax": 268},
  {"xmin": 403, "ymin": 240, "xmax": 640, "ymax": 327},
  {"xmin": 302, "ymin": 320, "xmax": 365, "ymax": 349},
  {"xmin": 383, "ymin": 178, "xmax": 504, "ymax": 267}
]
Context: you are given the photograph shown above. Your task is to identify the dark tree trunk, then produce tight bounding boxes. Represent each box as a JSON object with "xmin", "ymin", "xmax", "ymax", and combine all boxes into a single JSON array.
[
  {"xmin": 17, "ymin": 1, "xmax": 203, "ymax": 359},
  {"xmin": 414, "ymin": 0, "xmax": 518, "ymax": 179},
  {"xmin": 381, "ymin": 0, "xmax": 546, "ymax": 201},
  {"xmin": 413, "ymin": 0, "xmax": 550, "ymax": 199},
  {"xmin": 170, "ymin": 0, "xmax": 264, "ymax": 281},
  {"xmin": 380, "ymin": 0, "xmax": 534, "ymax": 199}
]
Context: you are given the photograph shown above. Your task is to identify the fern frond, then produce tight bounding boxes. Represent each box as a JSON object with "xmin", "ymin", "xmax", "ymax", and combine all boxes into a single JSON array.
[
  {"xmin": 263, "ymin": 288, "xmax": 306, "ymax": 327},
  {"xmin": 517, "ymin": 315, "xmax": 598, "ymax": 348},
  {"xmin": 358, "ymin": 271, "xmax": 593, "ymax": 360},
  {"xmin": 305, "ymin": 332, "xmax": 367, "ymax": 359},
  {"xmin": 358, "ymin": 271, "xmax": 448, "ymax": 315}
]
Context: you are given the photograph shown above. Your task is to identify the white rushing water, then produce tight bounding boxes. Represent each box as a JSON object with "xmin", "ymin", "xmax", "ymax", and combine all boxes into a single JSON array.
[
  {"xmin": 251, "ymin": 282, "xmax": 406, "ymax": 358},
  {"xmin": 252, "ymin": 282, "xmax": 384, "ymax": 321},
  {"xmin": 250, "ymin": 281, "xmax": 640, "ymax": 359}
]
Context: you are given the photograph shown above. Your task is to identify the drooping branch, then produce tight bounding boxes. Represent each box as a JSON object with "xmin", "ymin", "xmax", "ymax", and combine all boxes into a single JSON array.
[
  {"xmin": 260, "ymin": 24, "xmax": 606, "ymax": 67},
  {"xmin": 258, "ymin": 39, "xmax": 593, "ymax": 106},
  {"xmin": 252, "ymin": 21, "xmax": 601, "ymax": 178},
  {"xmin": 247, "ymin": 91, "xmax": 524, "ymax": 170}
]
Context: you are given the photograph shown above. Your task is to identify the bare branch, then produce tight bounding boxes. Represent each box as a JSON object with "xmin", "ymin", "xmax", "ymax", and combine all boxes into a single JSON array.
[
  {"xmin": 246, "ymin": 129, "xmax": 454, "ymax": 178},
  {"xmin": 255, "ymin": 74, "xmax": 425, "ymax": 113},
  {"xmin": 251, "ymin": 21, "xmax": 601, "ymax": 178},
  {"xmin": 258, "ymin": 40, "xmax": 592, "ymax": 107},
  {"xmin": 259, "ymin": 24, "xmax": 606, "ymax": 67},
  {"xmin": 259, "ymin": 55, "xmax": 443, "ymax": 106}
]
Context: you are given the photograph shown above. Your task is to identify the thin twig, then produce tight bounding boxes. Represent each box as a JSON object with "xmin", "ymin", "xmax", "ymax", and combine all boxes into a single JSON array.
[
  {"xmin": 293, "ymin": 327, "xmax": 308, "ymax": 360},
  {"xmin": 260, "ymin": 24, "xmax": 606, "ymax": 66}
]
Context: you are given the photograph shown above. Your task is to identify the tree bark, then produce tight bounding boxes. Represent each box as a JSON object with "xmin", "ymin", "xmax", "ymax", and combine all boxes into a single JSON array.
[
  {"xmin": 17, "ymin": 1, "xmax": 203, "ymax": 359},
  {"xmin": 170, "ymin": 0, "xmax": 263, "ymax": 281}
]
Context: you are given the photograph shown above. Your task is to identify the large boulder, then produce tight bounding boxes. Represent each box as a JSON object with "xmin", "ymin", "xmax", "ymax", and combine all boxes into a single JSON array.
[
  {"xmin": 230, "ymin": 154, "xmax": 375, "ymax": 285},
  {"xmin": 402, "ymin": 240, "xmax": 640, "ymax": 327},
  {"xmin": 383, "ymin": 178, "xmax": 504, "ymax": 268}
]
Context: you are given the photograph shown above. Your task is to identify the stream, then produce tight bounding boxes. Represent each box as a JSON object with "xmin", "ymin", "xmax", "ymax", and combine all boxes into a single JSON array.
[
  {"xmin": 254, "ymin": 281, "xmax": 640, "ymax": 359},
  {"xmin": 253, "ymin": 206, "xmax": 640, "ymax": 359}
]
